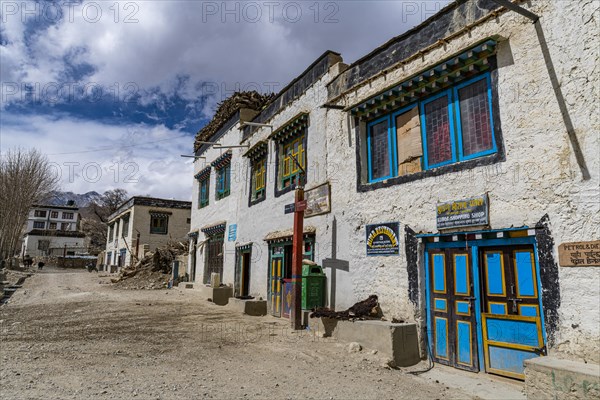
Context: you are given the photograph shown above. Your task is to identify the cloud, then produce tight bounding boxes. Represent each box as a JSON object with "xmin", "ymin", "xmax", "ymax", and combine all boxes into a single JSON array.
[
  {"xmin": 1, "ymin": 0, "xmax": 451, "ymax": 196},
  {"xmin": 0, "ymin": 113, "xmax": 195, "ymax": 200},
  {"xmin": 1, "ymin": 1, "xmax": 451, "ymax": 109}
]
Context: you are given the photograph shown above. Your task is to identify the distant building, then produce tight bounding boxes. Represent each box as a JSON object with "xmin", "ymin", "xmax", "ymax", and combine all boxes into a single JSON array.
[
  {"xmin": 21, "ymin": 202, "xmax": 86, "ymax": 257},
  {"xmin": 104, "ymin": 196, "xmax": 192, "ymax": 271}
]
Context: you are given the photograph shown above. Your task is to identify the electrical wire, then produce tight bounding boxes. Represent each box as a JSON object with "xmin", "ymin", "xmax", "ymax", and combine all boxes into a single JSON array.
[{"xmin": 407, "ymin": 333, "xmax": 434, "ymax": 375}]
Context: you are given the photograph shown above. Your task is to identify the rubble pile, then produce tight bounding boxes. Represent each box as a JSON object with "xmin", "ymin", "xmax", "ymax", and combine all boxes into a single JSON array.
[
  {"xmin": 111, "ymin": 241, "xmax": 188, "ymax": 290},
  {"xmin": 310, "ymin": 295, "xmax": 382, "ymax": 320}
]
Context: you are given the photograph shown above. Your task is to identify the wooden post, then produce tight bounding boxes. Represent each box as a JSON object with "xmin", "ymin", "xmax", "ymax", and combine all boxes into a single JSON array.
[{"xmin": 291, "ymin": 186, "xmax": 305, "ymax": 330}]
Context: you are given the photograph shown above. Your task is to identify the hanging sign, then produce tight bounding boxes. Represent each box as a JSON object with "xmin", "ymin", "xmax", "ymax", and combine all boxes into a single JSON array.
[
  {"xmin": 305, "ymin": 182, "xmax": 331, "ymax": 218},
  {"xmin": 228, "ymin": 224, "xmax": 237, "ymax": 241},
  {"xmin": 558, "ymin": 240, "xmax": 600, "ymax": 267},
  {"xmin": 436, "ymin": 194, "xmax": 489, "ymax": 230},
  {"xmin": 366, "ymin": 222, "xmax": 400, "ymax": 256}
]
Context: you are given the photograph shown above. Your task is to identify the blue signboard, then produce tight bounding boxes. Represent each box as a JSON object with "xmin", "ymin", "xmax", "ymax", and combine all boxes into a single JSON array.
[{"xmin": 228, "ymin": 224, "xmax": 237, "ymax": 241}]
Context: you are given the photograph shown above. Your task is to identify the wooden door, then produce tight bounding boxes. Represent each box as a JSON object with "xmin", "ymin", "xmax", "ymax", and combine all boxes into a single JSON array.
[
  {"xmin": 480, "ymin": 246, "xmax": 544, "ymax": 379},
  {"xmin": 269, "ymin": 246, "xmax": 284, "ymax": 317},
  {"xmin": 429, "ymin": 248, "xmax": 479, "ymax": 372}
]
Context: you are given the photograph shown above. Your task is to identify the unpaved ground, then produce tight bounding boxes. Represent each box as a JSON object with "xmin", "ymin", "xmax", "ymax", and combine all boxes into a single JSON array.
[{"xmin": 0, "ymin": 267, "xmax": 523, "ymax": 400}]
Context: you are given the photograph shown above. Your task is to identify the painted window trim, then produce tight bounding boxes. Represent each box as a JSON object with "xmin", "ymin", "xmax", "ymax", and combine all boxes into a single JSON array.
[
  {"xmin": 250, "ymin": 158, "xmax": 267, "ymax": 204},
  {"xmin": 275, "ymin": 128, "xmax": 307, "ymax": 197},
  {"xmin": 215, "ymin": 163, "xmax": 231, "ymax": 200},
  {"xmin": 420, "ymin": 89, "xmax": 457, "ymax": 170},
  {"xmin": 280, "ymin": 134, "xmax": 306, "ymax": 188},
  {"xmin": 366, "ymin": 115, "xmax": 397, "ymax": 183},
  {"xmin": 199, "ymin": 176, "xmax": 210, "ymax": 209},
  {"xmin": 454, "ymin": 72, "xmax": 497, "ymax": 161},
  {"xmin": 150, "ymin": 215, "xmax": 168, "ymax": 235}
]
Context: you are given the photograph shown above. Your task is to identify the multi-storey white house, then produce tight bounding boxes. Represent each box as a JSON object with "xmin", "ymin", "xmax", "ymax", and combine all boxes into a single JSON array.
[
  {"xmin": 188, "ymin": 0, "xmax": 599, "ymax": 382},
  {"xmin": 21, "ymin": 202, "xmax": 86, "ymax": 257},
  {"xmin": 104, "ymin": 196, "xmax": 192, "ymax": 271}
]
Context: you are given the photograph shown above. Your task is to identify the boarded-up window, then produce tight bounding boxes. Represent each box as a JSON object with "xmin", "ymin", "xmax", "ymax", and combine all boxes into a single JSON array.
[{"xmin": 395, "ymin": 107, "xmax": 423, "ymax": 176}]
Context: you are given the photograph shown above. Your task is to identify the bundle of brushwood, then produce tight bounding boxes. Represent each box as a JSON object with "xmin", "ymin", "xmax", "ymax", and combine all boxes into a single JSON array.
[
  {"xmin": 111, "ymin": 241, "xmax": 188, "ymax": 289},
  {"xmin": 194, "ymin": 91, "xmax": 276, "ymax": 151},
  {"xmin": 310, "ymin": 295, "xmax": 382, "ymax": 320}
]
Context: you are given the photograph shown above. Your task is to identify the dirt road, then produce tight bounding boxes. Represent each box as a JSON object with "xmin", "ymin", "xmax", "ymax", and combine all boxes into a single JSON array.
[{"xmin": 0, "ymin": 267, "xmax": 519, "ymax": 399}]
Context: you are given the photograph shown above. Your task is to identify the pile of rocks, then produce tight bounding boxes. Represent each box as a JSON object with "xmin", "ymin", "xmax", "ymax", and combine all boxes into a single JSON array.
[{"xmin": 111, "ymin": 241, "xmax": 188, "ymax": 290}]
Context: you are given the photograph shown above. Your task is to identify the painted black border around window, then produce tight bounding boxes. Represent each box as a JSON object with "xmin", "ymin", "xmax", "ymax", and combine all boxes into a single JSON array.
[{"xmin": 355, "ymin": 60, "xmax": 504, "ymax": 193}]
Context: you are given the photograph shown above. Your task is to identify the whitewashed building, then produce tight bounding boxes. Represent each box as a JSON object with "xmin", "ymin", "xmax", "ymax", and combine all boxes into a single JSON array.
[
  {"xmin": 188, "ymin": 0, "xmax": 599, "ymax": 380},
  {"xmin": 21, "ymin": 203, "xmax": 86, "ymax": 257}
]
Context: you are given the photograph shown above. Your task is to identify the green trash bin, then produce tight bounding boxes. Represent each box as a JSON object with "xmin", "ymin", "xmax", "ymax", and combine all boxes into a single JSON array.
[{"xmin": 301, "ymin": 261, "xmax": 326, "ymax": 310}]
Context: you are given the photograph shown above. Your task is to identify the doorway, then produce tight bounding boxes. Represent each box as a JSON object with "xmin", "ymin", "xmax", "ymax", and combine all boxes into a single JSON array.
[
  {"xmin": 204, "ymin": 233, "xmax": 224, "ymax": 284},
  {"xmin": 425, "ymin": 236, "xmax": 546, "ymax": 380},
  {"xmin": 268, "ymin": 237, "xmax": 314, "ymax": 317},
  {"xmin": 428, "ymin": 248, "xmax": 479, "ymax": 371},
  {"xmin": 235, "ymin": 246, "xmax": 252, "ymax": 298}
]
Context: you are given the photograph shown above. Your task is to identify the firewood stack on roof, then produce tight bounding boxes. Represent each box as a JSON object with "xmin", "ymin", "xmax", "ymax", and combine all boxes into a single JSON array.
[{"xmin": 194, "ymin": 91, "xmax": 276, "ymax": 151}]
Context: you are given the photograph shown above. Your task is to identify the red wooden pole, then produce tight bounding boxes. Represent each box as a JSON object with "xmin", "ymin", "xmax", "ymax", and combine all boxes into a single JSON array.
[{"xmin": 291, "ymin": 186, "xmax": 305, "ymax": 330}]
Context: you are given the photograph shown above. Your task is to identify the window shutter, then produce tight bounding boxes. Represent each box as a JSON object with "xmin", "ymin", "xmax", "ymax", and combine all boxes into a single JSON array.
[{"xmin": 396, "ymin": 107, "xmax": 423, "ymax": 176}]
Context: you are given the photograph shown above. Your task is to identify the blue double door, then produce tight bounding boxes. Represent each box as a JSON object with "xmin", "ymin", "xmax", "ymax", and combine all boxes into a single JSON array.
[
  {"xmin": 429, "ymin": 248, "xmax": 479, "ymax": 372},
  {"xmin": 429, "ymin": 244, "xmax": 545, "ymax": 379}
]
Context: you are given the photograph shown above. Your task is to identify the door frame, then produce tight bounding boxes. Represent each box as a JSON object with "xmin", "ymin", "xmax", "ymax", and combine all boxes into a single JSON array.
[
  {"xmin": 424, "ymin": 234, "xmax": 547, "ymax": 372},
  {"xmin": 267, "ymin": 236, "xmax": 315, "ymax": 317},
  {"xmin": 234, "ymin": 245, "xmax": 252, "ymax": 298}
]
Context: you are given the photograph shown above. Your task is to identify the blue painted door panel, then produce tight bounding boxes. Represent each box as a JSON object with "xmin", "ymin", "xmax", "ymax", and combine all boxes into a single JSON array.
[
  {"xmin": 480, "ymin": 246, "xmax": 544, "ymax": 380},
  {"xmin": 429, "ymin": 249, "xmax": 479, "ymax": 372}
]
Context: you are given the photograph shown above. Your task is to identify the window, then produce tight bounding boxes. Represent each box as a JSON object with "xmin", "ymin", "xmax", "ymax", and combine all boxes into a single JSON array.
[
  {"xmin": 216, "ymin": 164, "xmax": 231, "ymax": 200},
  {"xmin": 33, "ymin": 221, "xmax": 45, "ymax": 229},
  {"xmin": 108, "ymin": 224, "xmax": 114, "ymax": 241},
  {"xmin": 122, "ymin": 217, "xmax": 129, "ymax": 237},
  {"xmin": 61, "ymin": 223, "xmax": 69, "ymax": 230},
  {"xmin": 421, "ymin": 74, "xmax": 496, "ymax": 169},
  {"xmin": 49, "ymin": 222, "xmax": 57, "ymax": 230},
  {"xmin": 62, "ymin": 212, "xmax": 74, "ymax": 219},
  {"xmin": 34, "ymin": 210, "xmax": 46, "ymax": 218},
  {"xmin": 281, "ymin": 132, "xmax": 306, "ymax": 189},
  {"xmin": 199, "ymin": 176, "xmax": 210, "ymax": 208},
  {"xmin": 251, "ymin": 158, "xmax": 267, "ymax": 201},
  {"xmin": 186, "ymin": 218, "xmax": 191, "ymax": 224},
  {"xmin": 38, "ymin": 240, "xmax": 50, "ymax": 251},
  {"xmin": 50, "ymin": 211, "xmax": 58, "ymax": 218},
  {"xmin": 367, "ymin": 117, "xmax": 395, "ymax": 182},
  {"xmin": 150, "ymin": 214, "xmax": 168, "ymax": 234},
  {"xmin": 362, "ymin": 73, "xmax": 496, "ymax": 184}
]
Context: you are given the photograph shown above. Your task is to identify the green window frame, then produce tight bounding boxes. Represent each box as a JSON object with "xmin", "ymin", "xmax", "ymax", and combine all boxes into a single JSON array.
[
  {"xmin": 216, "ymin": 163, "xmax": 231, "ymax": 200},
  {"xmin": 199, "ymin": 176, "xmax": 210, "ymax": 208},
  {"xmin": 280, "ymin": 133, "xmax": 305, "ymax": 189},
  {"xmin": 252, "ymin": 158, "xmax": 267, "ymax": 201},
  {"xmin": 150, "ymin": 214, "xmax": 168, "ymax": 235}
]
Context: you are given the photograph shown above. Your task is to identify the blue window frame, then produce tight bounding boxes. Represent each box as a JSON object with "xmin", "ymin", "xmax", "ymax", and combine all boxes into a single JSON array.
[
  {"xmin": 421, "ymin": 90, "xmax": 457, "ymax": 169},
  {"xmin": 454, "ymin": 74, "xmax": 497, "ymax": 161},
  {"xmin": 367, "ymin": 116, "xmax": 396, "ymax": 182},
  {"xmin": 216, "ymin": 163, "xmax": 231, "ymax": 200},
  {"xmin": 421, "ymin": 72, "xmax": 496, "ymax": 170},
  {"xmin": 364, "ymin": 72, "xmax": 497, "ymax": 180}
]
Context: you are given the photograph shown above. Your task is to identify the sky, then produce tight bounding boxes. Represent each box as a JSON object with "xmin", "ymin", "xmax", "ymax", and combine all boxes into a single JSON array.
[{"xmin": 0, "ymin": 0, "xmax": 450, "ymax": 200}]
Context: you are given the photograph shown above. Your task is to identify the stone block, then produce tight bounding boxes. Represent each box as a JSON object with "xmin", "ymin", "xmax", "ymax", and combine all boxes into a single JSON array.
[
  {"xmin": 197, "ymin": 285, "xmax": 233, "ymax": 306},
  {"xmin": 524, "ymin": 357, "xmax": 600, "ymax": 399},
  {"xmin": 227, "ymin": 298, "xmax": 267, "ymax": 316},
  {"xmin": 316, "ymin": 318, "xmax": 420, "ymax": 367}
]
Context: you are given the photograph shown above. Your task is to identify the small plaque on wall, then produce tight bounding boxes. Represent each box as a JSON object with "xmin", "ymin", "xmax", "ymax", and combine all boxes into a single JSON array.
[
  {"xmin": 366, "ymin": 222, "xmax": 400, "ymax": 256},
  {"xmin": 558, "ymin": 240, "xmax": 600, "ymax": 267}
]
